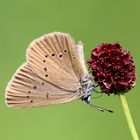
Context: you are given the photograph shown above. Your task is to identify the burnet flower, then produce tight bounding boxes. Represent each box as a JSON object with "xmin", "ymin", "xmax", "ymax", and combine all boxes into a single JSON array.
[
  {"xmin": 87, "ymin": 42, "xmax": 138, "ymax": 140},
  {"xmin": 87, "ymin": 43, "xmax": 136, "ymax": 94}
]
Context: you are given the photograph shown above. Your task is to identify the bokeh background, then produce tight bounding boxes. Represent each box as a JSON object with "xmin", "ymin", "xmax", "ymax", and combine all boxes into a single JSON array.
[{"xmin": 0, "ymin": 0, "xmax": 139, "ymax": 140}]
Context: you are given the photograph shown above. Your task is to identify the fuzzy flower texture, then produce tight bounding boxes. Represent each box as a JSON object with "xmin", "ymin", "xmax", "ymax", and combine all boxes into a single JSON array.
[{"xmin": 87, "ymin": 43, "xmax": 136, "ymax": 94}]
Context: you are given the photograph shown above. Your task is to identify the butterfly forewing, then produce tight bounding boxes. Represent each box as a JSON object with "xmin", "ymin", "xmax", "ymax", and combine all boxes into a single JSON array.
[
  {"xmin": 26, "ymin": 32, "xmax": 84, "ymax": 90},
  {"xmin": 5, "ymin": 32, "xmax": 85, "ymax": 108}
]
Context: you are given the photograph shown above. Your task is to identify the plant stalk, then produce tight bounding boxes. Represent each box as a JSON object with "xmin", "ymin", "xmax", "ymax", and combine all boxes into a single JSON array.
[{"xmin": 119, "ymin": 94, "xmax": 139, "ymax": 140}]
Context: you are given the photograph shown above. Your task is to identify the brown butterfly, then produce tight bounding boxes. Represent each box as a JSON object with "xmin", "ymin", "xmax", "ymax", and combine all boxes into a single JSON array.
[{"xmin": 5, "ymin": 32, "xmax": 112, "ymax": 112}]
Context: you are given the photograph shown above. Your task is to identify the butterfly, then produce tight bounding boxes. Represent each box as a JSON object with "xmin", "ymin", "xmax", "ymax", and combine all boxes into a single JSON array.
[{"xmin": 5, "ymin": 32, "xmax": 112, "ymax": 112}]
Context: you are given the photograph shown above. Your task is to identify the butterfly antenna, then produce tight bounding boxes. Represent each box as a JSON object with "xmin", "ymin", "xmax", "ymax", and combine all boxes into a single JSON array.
[
  {"xmin": 91, "ymin": 94, "xmax": 103, "ymax": 99},
  {"xmin": 88, "ymin": 102, "xmax": 113, "ymax": 113}
]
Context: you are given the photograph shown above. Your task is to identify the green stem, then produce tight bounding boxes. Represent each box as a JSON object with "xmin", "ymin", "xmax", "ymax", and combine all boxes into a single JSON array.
[{"xmin": 119, "ymin": 94, "xmax": 139, "ymax": 140}]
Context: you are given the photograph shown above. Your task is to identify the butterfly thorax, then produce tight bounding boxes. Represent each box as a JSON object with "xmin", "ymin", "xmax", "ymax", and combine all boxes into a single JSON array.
[{"xmin": 79, "ymin": 75, "xmax": 95, "ymax": 103}]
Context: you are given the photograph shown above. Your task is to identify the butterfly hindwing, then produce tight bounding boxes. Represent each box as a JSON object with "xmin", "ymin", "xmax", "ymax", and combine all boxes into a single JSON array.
[{"xmin": 6, "ymin": 63, "xmax": 81, "ymax": 108}]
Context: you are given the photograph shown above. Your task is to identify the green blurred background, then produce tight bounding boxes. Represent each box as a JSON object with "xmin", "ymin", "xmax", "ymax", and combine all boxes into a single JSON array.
[{"xmin": 0, "ymin": 0, "xmax": 139, "ymax": 140}]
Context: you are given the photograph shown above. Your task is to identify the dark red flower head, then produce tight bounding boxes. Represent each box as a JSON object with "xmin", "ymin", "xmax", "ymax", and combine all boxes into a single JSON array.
[{"xmin": 87, "ymin": 43, "xmax": 136, "ymax": 94}]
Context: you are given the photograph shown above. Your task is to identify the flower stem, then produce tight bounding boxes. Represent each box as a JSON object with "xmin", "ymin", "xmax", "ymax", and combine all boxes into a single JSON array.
[{"xmin": 119, "ymin": 94, "xmax": 139, "ymax": 140}]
